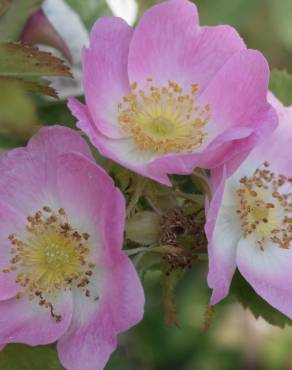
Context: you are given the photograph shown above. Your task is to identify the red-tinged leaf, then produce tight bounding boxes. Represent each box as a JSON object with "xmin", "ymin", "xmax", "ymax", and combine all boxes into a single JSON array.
[{"xmin": 0, "ymin": 42, "xmax": 72, "ymax": 97}]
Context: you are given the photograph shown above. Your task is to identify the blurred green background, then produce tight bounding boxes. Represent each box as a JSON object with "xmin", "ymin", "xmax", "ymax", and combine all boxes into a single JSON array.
[{"xmin": 1, "ymin": 1, "xmax": 292, "ymax": 370}]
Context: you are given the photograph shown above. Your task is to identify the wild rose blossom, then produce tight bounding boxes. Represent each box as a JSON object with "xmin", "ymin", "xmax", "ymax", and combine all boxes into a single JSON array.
[
  {"xmin": 69, "ymin": 0, "xmax": 277, "ymax": 186},
  {"xmin": 0, "ymin": 126, "xmax": 144, "ymax": 370},
  {"xmin": 206, "ymin": 95, "xmax": 292, "ymax": 318}
]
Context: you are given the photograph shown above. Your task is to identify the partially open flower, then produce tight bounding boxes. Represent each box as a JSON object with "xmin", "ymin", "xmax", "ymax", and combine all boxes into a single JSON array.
[
  {"xmin": 0, "ymin": 126, "xmax": 144, "ymax": 370},
  {"xmin": 69, "ymin": 0, "xmax": 277, "ymax": 186},
  {"xmin": 206, "ymin": 95, "xmax": 292, "ymax": 318}
]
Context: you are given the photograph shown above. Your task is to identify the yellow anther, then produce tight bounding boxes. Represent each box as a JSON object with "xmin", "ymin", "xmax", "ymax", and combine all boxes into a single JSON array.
[{"xmin": 117, "ymin": 78, "xmax": 210, "ymax": 154}]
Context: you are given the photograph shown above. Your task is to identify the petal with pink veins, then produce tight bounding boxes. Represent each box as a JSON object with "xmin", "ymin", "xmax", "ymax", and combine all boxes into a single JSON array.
[
  {"xmin": 83, "ymin": 17, "xmax": 133, "ymax": 139},
  {"xmin": 56, "ymin": 150, "xmax": 144, "ymax": 370},
  {"xmin": 206, "ymin": 168, "xmax": 241, "ymax": 304},
  {"xmin": 128, "ymin": 0, "xmax": 245, "ymax": 90},
  {"xmin": 237, "ymin": 238, "xmax": 292, "ymax": 319},
  {"xmin": 0, "ymin": 201, "xmax": 26, "ymax": 301},
  {"xmin": 0, "ymin": 126, "xmax": 93, "ymax": 215},
  {"xmin": 0, "ymin": 291, "xmax": 73, "ymax": 346}
]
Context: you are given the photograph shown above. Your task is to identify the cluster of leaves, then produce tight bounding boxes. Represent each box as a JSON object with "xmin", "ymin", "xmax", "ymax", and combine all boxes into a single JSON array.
[{"xmin": 0, "ymin": 0, "xmax": 72, "ymax": 145}]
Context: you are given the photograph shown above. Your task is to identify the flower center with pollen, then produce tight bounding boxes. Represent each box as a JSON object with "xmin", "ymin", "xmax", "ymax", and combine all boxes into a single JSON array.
[
  {"xmin": 236, "ymin": 162, "xmax": 292, "ymax": 251},
  {"xmin": 117, "ymin": 79, "xmax": 211, "ymax": 154},
  {"xmin": 3, "ymin": 207, "xmax": 95, "ymax": 321}
]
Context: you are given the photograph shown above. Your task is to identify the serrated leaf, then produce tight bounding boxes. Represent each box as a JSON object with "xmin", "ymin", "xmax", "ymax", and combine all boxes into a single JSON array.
[
  {"xmin": 0, "ymin": 76, "xmax": 56, "ymax": 96},
  {"xmin": 0, "ymin": 42, "xmax": 71, "ymax": 77},
  {"xmin": 0, "ymin": 42, "xmax": 72, "ymax": 97},
  {"xmin": 162, "ymin": 269, "xmax": 185, "ymax": 326},
  {"xmin": 269, "ymin": 69, "xmax": 292, "ymax": 106},
  {"xmin": 231, "ymin": 270, "xmax": 292, "ymax": 328},
  {"xmin": 0, "ymin": 344, "xmax": 63, "ymax": 370},
  {"xmin": 0, "ymin": 0, "xmax": 43, "ymax": 41}
]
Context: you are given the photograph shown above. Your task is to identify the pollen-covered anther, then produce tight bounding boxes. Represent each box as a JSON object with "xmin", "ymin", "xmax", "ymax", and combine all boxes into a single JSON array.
[
  {"xmin": 3, "ymin": 206, "xmax": 95, "ymax": 321},
  {"xmin": 236, "ymin": 162, "xmax": 292, "ymax": 251},
  {"xmin": 117, "ymin": 79, "xmax": 211, "ymax": 154}
]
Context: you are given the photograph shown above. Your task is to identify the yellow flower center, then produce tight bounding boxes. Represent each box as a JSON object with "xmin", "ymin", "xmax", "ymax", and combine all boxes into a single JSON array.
[
  {"xmin": 4, "ymin": 207, "xmax": 95, "ymax": 321},
  {"xmin": 117, "ymin": 79, "xmax": 211, "ymax": 154},
  {"xmin": 237, "ymin": 162, "xmax": 292, "ymax": 251}
]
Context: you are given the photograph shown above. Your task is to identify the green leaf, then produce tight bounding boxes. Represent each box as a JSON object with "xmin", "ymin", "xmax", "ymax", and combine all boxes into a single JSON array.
[
  {"xmin": 269, "ymin": 69, "xmax": 292, "ymax": 106},
  {"xmin": 0, "ymin": 42, "xmax": 71, "ymax": 77},
  {"xmin": 0, "ymin": 344, "xmax": 63, "ymax": 370},
  {"xmin": 231, "ymin": 270, "xmax": 292, "ymax": 328},
  {"xmin": 0, "ymin": 42, "xmax": 72, "ymax": 97},
  {"xmin": 0, "ymin": 79, "xmax": 38, "ymax": 136},
  {"xmin": 0, "ymin": 0, "xmax": 43, "ymax": 41}
]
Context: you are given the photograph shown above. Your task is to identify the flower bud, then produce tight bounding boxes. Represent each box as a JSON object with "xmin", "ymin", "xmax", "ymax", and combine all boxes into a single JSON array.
[{"xmin": 126, "ymin": 211, "xmax": 161, "ymax": 245}]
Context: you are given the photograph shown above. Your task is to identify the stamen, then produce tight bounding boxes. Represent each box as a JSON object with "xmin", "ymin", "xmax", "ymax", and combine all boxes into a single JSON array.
[
  {"xmin": 237, "ymin": 162, "xmax": 292, "ymax": 250},
  {"xmin": 3, "ymin": 207, "xmax": 96, "ymax": 321},
  {"xmin": 117, "ymin": 79, "xmax": 211, "ymax": 154}
]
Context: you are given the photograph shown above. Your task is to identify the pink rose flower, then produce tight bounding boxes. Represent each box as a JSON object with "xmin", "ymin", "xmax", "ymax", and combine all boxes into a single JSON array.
[
  {"xmin": 68, "ymin": 0, "xmax": 277, "ymax": 186},
  {"xmin": 0, "ymin": 126, "xmax": 144, "ymax": 370},
  {"xmin": 206, "ymin": 94, "xmax": 292, "ymax": 318}
]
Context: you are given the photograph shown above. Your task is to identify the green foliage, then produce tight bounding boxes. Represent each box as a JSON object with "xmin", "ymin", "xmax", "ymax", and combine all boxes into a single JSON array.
[
  {"xmin": 268, "ymin": 0, "xmax": 292, "ymax": 51},
  {"xmin": 0, "ymin": 344, "xmax": 63, "ymax": 370},
  {"xmin": 270, "ymin": 69, "xmax": 292, "ymax": 106},
  {"xmin": 0, "ymin": 0, "xmax": 12, "ymax": 17},
  {"xmin": 0, "ymin": 79, "xmax": 38, "ymax": 135},
  {"xmin": 65, "ymin": 0, "xmax": 111, "ymax": 29},
  {"xmin": 0, "ymin": 42, "xmax": 71, "ymax": 98},
  {"xmin": 0, "ymin": 42, "xmax": 72, "ymax": 140},
  {"xmin": 0, "ymin": 0, "xmax": 43, "ymax": 41},
  {"xmin": 194, "ymin": 0, "xmax": 259, "ymax": 28},
  {"xmin": 231, "ymin": 270, "xmax": 292, "ymax": 328}
]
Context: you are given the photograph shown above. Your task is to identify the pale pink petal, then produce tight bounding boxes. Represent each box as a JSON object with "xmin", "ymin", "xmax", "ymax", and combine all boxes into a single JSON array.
[
  {"xmin": 58, "ymin": 255, "xmax": 144, "ymax": 370},
  {"xmin": 148, "ymin": 126, "xmax": 254, "ymax": 175},
  {"xmin": 56, "ymin": 152, "xmax": 144, "ymax": 370},
  {"xmin": 237, "ymin": 238, "xmax": 292, "ymax": 319},
  {"xmin": 198, "ymin": 49, "xmax": 274, "ymax": 136},
  {"xmin": 56, "ymin": 150, "xmax": 125, "ymax": 260},
  {"xmin": 248, "ymin": 103, "xmax": 292, "ymax": 176},
  {"xmin": 128, "ymin": 0, "xmax": 244, "ymax": 90},
  {"xmin": 0, "ymin": 291, "xmax": 73, "ymax": 345},
  {"xmin": 0, "ymin": 126, "xmax": 93, "ymax": 214},
  {"xmin": 83, "ymin": 17, "xmax": 133, "ymax": 139},
  {"xmin": 206, "ymin": 168, "xmax": 240, "ymax": 304},
  {"xmin": 0, "ymin": 201, "xmax": 25, "ymax": 301},
  {"xmin": 68, "ymin": 97, "xmax": 172, "ymax": 186},
  {"xmin": 267, "ymin": 92, "xmax": 285, "ymax": 117}
]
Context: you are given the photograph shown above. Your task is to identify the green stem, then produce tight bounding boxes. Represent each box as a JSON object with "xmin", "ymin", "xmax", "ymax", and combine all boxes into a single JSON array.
[
  {"xmin": 192, "ymin": 169, "xmax": 211, "ymax": 199},
  {"xmin": 125, "ymin": 245, "xmax": 178, "ymax": 257},
  {"xmin": 173, "ymin": 190, "xmax": 205, "ymax": 204}
]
